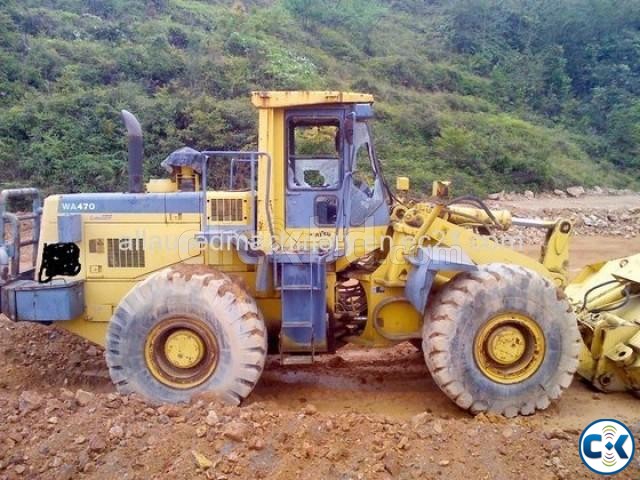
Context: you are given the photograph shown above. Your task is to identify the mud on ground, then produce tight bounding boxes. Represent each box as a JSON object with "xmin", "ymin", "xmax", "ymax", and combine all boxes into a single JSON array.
[{"xmin": 2, "ymin": 195, "xmax": 640, "ymax": 480}]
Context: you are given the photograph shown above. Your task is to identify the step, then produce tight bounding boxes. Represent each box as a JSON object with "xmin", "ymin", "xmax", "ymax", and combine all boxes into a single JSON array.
[
  {"xmin": 281, "ymin": 321, "xmax": 315, "ymax": 328},
  {"xmin": 277, "ymin": 285, "xmax": 322, "ymax": 291},
  {"xmin": 280, "ymin": 355, "xmax": 314, "ymax": 366}
]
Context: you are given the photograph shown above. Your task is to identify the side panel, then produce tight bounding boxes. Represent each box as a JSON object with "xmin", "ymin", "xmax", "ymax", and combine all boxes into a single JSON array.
[
  {"xmin": 35, "ymin": 192, "xmax": 283, "ymax": 347},
  {"xmin": 82, "ymin": 222, "xmax": 201, "ymax": 280},
  {"xmin": 35, "ymin": 194, "xmax": 206, "ymax": 345}
]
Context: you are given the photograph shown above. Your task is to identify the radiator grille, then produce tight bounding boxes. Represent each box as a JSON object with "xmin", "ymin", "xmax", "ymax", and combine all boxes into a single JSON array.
[
  {"xmin": 107, "ymin": 238, "xmax": 145, "ymax": 268},
  {"xmin": 209, "ymin": 198, "xmax": 245, "ymax": 222}
]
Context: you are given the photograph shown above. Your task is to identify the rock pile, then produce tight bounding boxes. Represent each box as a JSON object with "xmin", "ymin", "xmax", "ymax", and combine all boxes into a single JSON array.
[
  {"xmin": 0, "ymin": 385, "xmax": 590, "ymax": 480},
  {"xmin": 484, "ymin": 189, "xmax": 640, "ymax": 244}
]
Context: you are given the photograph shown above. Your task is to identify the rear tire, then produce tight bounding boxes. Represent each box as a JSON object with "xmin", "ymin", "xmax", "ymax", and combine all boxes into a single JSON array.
[
  {"xmin": 105, "ymin": 265, "xmax": 267, "ymax": 405},
  {"xmin": 423, "ymin": 264, "xmax": 580, "ymax": 417}
]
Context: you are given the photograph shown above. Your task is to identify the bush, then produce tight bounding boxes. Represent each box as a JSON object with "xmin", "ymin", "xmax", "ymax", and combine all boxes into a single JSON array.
[{"xmin": 0, "ymin": 0, "xmax": 637, "ymax": 195}]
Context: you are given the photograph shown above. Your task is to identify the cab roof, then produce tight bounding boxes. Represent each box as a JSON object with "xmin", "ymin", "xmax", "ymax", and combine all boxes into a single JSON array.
[{"xmin": 251, "ymin": 91, "xmax": 374, "ymax": 108}]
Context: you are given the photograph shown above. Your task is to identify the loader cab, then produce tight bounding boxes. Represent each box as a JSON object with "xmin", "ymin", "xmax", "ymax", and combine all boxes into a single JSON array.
[{"xmin": 252, "ymin": 91, "xmax": 390, "ymax": 255}]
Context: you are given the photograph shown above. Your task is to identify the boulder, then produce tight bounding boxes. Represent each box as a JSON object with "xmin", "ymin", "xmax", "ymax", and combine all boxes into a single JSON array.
[
  {"xmin": 74, "ymin": 389, "xmax": 95, "ymax": 408},
  {"xmin": 566, "ymin": 186, "xmax": 585, "ymax": 198},
  {"xmin": 18, "ymin": 390, "xmax": 43, "ymax": 414},
  {"xmin": 192, "ymin": 451, "xmax": 213, "ymax": 470},
  {"xmin": 204, "ymin": 410, "xmax": 219, "ymax": 427},
  {"xmin": 223, "ymin": 421, "xmax": 249, "ymax": 442}
]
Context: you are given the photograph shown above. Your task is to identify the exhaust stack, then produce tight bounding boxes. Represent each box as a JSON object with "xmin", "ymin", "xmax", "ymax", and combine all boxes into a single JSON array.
[{"xmin": 121, "ymin": 110, "xmax": 144, "ymax": 194}]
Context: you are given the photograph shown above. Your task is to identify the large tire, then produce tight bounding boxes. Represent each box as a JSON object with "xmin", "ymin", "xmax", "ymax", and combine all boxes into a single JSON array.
[
  {"xmin": 105, "ymin": 265, "xmax": 267, "ymax": 405},
  {"xmin": 423, "ymin": 264, "xmax": 581, "ymax": 417}
]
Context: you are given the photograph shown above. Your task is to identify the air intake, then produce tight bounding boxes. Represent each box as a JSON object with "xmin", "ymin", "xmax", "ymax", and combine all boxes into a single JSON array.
[
  {"xmin": 209, "ymin": 198, "xmax": 245, "ymax": 223},
  {"xmin": 107, "ymin": 238, "xmax": 145, "ymax": 268}
]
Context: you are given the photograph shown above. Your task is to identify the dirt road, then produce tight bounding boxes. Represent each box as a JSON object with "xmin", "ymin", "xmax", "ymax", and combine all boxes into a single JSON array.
[{"xmin": 1, "ymin": 198, "xmax": 640, "ymax": 479}]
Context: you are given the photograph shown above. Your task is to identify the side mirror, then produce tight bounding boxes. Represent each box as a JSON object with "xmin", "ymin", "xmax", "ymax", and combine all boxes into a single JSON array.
[
  {"xmin": 344, "ymin": 116, "xmax": 354, "ymax": 145},
  {"xmin": 396, "ymin": 176, "xmax": 410, "ymax": 192}
]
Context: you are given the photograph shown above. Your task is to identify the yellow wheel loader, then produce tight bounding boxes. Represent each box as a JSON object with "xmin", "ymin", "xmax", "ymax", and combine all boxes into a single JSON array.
[{"xmin": 0, "ymin": 91, "xmax": 635, "ymax": 416}]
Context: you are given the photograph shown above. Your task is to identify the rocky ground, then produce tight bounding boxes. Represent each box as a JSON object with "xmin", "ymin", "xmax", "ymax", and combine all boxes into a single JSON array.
[
  {"xmin": 487, "ymin": 187, "xmax": 640, "ymax": 244},
  {"xmin": 2, "ymin": 193, "xmax": 640, "ymax": 480},
  {"xmin": 3, "ymin": 322, "xmax": 639, "ymax": 480}
]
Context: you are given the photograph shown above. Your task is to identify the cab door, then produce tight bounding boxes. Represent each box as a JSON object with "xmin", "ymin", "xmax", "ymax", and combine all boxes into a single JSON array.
[{"xmin": 284, "ymin": 108, "xmax": 346, "ymax": 247}]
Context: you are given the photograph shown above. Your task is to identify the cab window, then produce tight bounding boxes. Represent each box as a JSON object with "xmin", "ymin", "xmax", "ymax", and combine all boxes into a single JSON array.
[{"xmin": 288, "ymin": 119, "xmax": 341, "ymax": 190}]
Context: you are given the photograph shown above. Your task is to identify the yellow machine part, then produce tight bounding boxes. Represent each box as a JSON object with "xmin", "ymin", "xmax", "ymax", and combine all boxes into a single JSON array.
[
  {"xmin": 445, "ymin": 206, "xmax": 513, "ymax": 229},
  {"xmin": 345, "ymin": 201, "xmax": 573, "ymax": 347},
  {"xmin": 473, "ymin": 312, "xmax": 546, "ymax": 385},
  {"xmin": 36, "ymin": 193, "xmax": 281, "ymax": 347},
  {"xmin": 251, "ymin": 90, "xmax": 374, "ymax": 108},
  {"xmin": 566, "ymin": 254, "xmax": 640, "ymax": 393}
]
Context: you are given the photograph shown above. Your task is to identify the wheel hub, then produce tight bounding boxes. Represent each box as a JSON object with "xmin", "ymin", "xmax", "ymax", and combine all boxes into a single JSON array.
[
  {"xmin": 144, "ymin": 315, "xmax": 219, "ymax": 389},
  {"xmin": 474, "ymin": 312, "xmax": 546, "ymax": 384},
  {"xmin": 164, "ymin": 329, "xmax": 205, "ymax": 369},
  {"xmin": 486, "ymin": 326, "xmax": 526, "ymax": 365}
]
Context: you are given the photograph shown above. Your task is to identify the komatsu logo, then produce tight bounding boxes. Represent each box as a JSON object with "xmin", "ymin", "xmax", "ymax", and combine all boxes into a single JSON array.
[{"xmin": 60, "ymin": 202, "xmax": 96, "ymax": 211}]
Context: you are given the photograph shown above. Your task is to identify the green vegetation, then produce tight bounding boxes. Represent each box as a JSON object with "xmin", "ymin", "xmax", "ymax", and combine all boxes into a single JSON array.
[{"xmin": 1, "ymin": 0, "xmax": 639, "ymax": 194}]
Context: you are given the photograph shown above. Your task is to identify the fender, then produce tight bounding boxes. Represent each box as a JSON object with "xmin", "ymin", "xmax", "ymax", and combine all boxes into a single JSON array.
[{"xmin": 405, "ymin": 246, "xmax": 477, "ymax": 313}]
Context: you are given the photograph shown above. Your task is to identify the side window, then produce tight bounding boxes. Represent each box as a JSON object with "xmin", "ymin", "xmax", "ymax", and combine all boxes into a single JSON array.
[
  {"xmin": 352, "ymin": 142, "xmax": 375, "ymax": 197},
  {"xmin": 288, "ymin": 119, "xmax": 341, "ymax": 189},
  {"xmin": 349, "ymin": 122, "xmax": 384, "ymax": 226},
  {"xmin": 315, "ymin": 195, "xmax": 338, "ymax": 226}
]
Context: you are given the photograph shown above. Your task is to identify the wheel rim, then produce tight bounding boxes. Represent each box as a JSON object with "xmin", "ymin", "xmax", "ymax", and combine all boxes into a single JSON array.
[
  {"xmin": 474, "ymin": 312, "xmax": 546, "ymax": 384},
  {"xmin": 144, "ymin": 314, "xmax": 219, "ymax": 389}
]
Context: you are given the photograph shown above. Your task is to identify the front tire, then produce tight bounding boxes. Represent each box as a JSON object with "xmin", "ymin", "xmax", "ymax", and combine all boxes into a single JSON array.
[
  {"xmin": 423, "ymin": 264, "xmax": 581, "ymax": 417},
  {"xmin": 105, "ymin": 265, "xmax": 267, "ymax": 405}
]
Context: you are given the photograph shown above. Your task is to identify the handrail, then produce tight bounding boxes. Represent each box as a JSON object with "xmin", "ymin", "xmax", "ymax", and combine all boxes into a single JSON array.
[
  {"xmin": 0, "ymin": 188, "xmax": 41, "ymax": 225},
  {"xmin": 198, "ymin": 151, "xmax": 274, "ymax": 250},
  {"xmin": 0, "ymin": 189, "xmax": 42, "ymax": 279}
]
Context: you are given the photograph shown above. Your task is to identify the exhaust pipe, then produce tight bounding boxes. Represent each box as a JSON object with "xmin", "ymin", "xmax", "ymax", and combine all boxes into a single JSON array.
[{"xmin": 121, "ymin": 110, "xmax": 144, "ymax": 194}]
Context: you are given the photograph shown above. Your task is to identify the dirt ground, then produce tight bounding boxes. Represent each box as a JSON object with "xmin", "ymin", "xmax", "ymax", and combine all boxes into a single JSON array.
[
  {"xmin": 499, "ymin": 194, "xmax": 640, "ymax": 211},
  {"xmin": 2, "ymin": 196, "xmax": 640, "ymax": 479}
]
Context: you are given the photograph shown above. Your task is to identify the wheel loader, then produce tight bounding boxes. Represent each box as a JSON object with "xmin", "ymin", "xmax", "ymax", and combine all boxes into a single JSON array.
[{"xmin": 1, "ymin": 91, "xmax": 638, "ymax": 416}]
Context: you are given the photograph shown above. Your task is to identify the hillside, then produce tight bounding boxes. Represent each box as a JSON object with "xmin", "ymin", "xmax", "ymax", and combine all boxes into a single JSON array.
[{"xmin": 0, "ymin": 0, "xmax": 639, "ymax": 194}]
